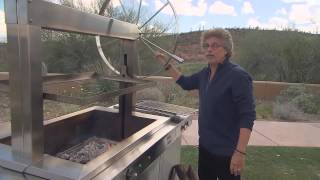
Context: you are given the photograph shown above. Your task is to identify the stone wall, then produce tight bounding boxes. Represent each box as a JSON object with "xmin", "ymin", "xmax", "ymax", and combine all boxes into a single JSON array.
[{"xmin": 146, "ymin": 76, "xmax": 320, "ymax": 101}]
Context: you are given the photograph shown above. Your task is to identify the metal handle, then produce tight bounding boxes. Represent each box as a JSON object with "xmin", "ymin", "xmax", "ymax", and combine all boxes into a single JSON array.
[
  {"xmin": 126, "ymin": 168, "xmax": 138, "ymax": 179},
  {"xmin": 140, "ymin": 37, "xmax": 184, "ymax": 63}
]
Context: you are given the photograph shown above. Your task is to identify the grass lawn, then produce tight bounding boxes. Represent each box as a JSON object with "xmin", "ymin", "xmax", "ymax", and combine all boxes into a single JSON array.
[{"xmin": 181, "ymin": 146, "xmax": 320, "ymax": 180}]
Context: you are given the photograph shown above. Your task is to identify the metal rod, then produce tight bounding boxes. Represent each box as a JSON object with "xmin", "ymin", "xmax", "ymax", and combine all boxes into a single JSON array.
[
  {"xmin": 140, "ymin": 37, "xmax": 184, "ymax": 63},
  {"xmin": 95, "ymin": 36, "xmax": 120, "ymax": 75},
  {"xmin": 98, "ymin": 0, "xmax": 111, "ymax": 15},
  {"xmin": 140, "ymin": 37, "xmax": 156, "ymax": 53},
  {"xmin": 119, "ymin": 0, "xmax": 128, "ymax": 20},
  {"xmin": 139, "ymin": 2, "xmax": 169, "ymax": 30},
  {"xmin": 136, "ymin": 0, "xmax": 142, "ymax": 24}
]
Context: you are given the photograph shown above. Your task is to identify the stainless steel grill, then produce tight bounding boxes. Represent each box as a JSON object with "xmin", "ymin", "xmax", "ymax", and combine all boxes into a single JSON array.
[{"xmin": 0, "ymin": 1, "xmax": 195, "ymax": 179}]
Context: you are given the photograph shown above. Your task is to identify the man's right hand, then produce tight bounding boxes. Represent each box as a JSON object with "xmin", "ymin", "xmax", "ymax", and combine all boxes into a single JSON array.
[{"xmin": 154, "ymin": 52, "xmax": 167, "ymax": 65}]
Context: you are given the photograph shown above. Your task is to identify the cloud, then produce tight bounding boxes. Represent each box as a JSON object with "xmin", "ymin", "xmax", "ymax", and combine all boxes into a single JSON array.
[
  {"xmin": 275, "ymin": 8, "xmax": 287, "ymax": 16},
  {"xmin": 281, "ymin": 0, "xmax": 306, "ymax": 3},
  {"xmin": 136, "ymin": 0, "xmax": 148, "ymax": 6},
  {"xmin": 289, "ymin": 3, "xmax": 320, "ymax": 33},
  {"xmin": 110, "ymin": 0, "xmax": 121, "ymax": 7},
  {"xmin": 289, "ymin": 4, "xmax": 313, "ymax": 23},
  {"xmin": 241, "ymin": 1, "xmax": 254, "ymax": 14},
  {"xmin": 281, "ymin": 0, "xmax": 320, "ymax": 5},
  {"xmin": 155, "ymin": 0, "xmax": 207, "ymax": 17},
  {"xmin": 247, "ymin": 16, "xmax": 289, "ymax": 30},
  {"xmin": 209, "ymin": 1, "xmax": 237, "ymax": 16},
  {"xmin": 280, "ymin": 0, "xmax": 320, "ymax": 32},
  {"xmin": 0, "ymin": 10, "xmax": 6, "ymax": 41}
]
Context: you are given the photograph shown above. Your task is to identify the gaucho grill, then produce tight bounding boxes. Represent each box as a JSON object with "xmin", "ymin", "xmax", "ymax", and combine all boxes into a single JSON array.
[{"xmin": 0, "ymin": 1, "xmax": 195, "ymax": 180}]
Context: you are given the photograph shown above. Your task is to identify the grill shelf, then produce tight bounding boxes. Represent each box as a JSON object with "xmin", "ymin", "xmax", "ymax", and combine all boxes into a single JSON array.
[{"xmin": 135, "ymin": 100, "xmax": 197, "ymax": 116}]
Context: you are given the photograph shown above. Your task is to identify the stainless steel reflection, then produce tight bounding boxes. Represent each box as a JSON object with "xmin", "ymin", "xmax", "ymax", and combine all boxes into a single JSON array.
[
  {"xmin": 27, "ymin": 0, "xmax": 139, "ymax": 39},
  {"xmin": 7, "ymin": 23, "xmax": 44, "ymax": 163},
  {"xmin": 4, "ymin": 0, "xmax": 17, "ymax": 24},
  {"xmin": 1, "ymin": 0, "xmax": 189, "ymax": 179}
]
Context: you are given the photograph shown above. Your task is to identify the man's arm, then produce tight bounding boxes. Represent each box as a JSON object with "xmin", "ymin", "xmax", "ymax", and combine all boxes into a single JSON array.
[
  {"xmin": 230, "ymin": 128, "xmax": 251, "ymax": 176},
  {"xmin": 236, "ymin": 128, "xmax": 252, "ymax": 153},
  {"xmin": 155, "ymin": 52, "xmax": 181, "ymax": 81}
]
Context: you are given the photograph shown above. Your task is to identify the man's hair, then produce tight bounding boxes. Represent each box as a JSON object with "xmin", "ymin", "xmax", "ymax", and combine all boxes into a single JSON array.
[{"xmin": 201, "ymin": 28, "xmax": 234, "ymax": 59}]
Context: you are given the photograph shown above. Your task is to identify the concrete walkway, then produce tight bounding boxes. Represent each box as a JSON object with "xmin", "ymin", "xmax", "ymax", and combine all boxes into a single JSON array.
[
  {"xmin": 182, "ymin": 120, "xmax": 320, "ymax": 147},
  {"xmin": 1, "ymin": 118, "xmax": 319, "ymax": 147}
]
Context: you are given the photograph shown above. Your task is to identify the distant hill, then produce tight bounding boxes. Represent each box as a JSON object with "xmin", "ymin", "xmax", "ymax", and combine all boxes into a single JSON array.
[
  {"xmin": 175, "ymin": 28, "xmax": 320, "ymax": 63},
  {"xmin": 1, "ymin": 28, "xmax": 319, "ymax": 83}
]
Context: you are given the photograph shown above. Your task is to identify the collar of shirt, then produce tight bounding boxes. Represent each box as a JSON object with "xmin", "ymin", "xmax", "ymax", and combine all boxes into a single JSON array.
[{"xmin": 207, "ymin": 58, "xmax": 231, "ymax": 77}]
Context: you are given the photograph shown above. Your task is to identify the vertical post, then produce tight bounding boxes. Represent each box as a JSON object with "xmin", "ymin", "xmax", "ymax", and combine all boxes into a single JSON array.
[
  {"xmin": 119, "ymin": 40, "xmax": 138, "ymax": 138},
  {"xmin": 6, "ymin": 0, "xmax": 43, "ymax": 163}
]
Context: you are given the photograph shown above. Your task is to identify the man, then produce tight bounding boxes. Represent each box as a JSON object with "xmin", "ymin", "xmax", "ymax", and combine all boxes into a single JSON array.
[{"xmin": 155, "ymin": 28, "xmax": 256, "ymax": 180}]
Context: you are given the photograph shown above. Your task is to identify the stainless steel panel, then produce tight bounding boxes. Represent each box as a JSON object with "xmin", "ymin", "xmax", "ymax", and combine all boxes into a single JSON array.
[
  {"xmin": 27, "ymin": 0, "xmax": 139, "ymax": 39},
  {"xmin": 93, "ymin": 120, "xmax": 180, "ymax": 180},
  {"xmin": 17, "ymin": 0, "xmax": 29, "ymax": 24},
  {"xmin": 159, "ymin": 137, "xmax": 181, "ymax": 180},
  {"xmin": 23, "ymin": 109, "xmax": 171, "ymax": 180},
  {"xmin": 0, "ymin": 144, "xmax": 28, "ymax": 173},
  {"xmin": 132, "ymin": 158, "xmax": 160, "ymax": 180},
  {"xmin": 0, "ymin": 166, "xmax": 45, "ymax": 180},
  {"xmin": 4, "ymin": 0, "xmax": 17, "ymax": 24},
  {"xmin": 7, "ymin": 24, "xmax": 43, "ymax": 163}
]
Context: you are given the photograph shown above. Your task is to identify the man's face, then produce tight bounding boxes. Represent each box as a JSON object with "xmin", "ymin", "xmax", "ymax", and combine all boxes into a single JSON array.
[{"xmin": 203, "ymin": 37, "xmax": 227, "ymax": 65}]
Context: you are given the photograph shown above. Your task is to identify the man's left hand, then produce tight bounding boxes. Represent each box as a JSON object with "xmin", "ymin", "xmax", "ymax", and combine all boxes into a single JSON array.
[{"xmin": 230, "ymin": 151, "xmax": 245, "ymax": 176}]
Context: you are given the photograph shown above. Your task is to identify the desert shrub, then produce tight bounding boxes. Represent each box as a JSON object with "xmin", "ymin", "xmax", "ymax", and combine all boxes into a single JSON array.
[
  {"xmin": 291, "ymin": 94, "xmax": 319, "ymax": 114},
  {"xmin": 273, "ymin": 102, "xmax": 304, "ymax": 121},
  {"xmin": 255, "ymin": 101, "xmax": 273, "ymax": 119},
  {"xmin": 166, "ymin": 85, "xmax": 198, "ymax": 109},
  {"xmin": 274, "ymin": 85, "xmax": 320, "ymax": 120},
  {"xmin": 136, "ymin": 87, "xmax": 165, "ymax": 102},
  {"xmin": 78, "ymin": 80, "xmax": 118, "ymax": 97},
  {"xmin": 276, "ymin": 85, "xmax": 306, "ymax": 103}
]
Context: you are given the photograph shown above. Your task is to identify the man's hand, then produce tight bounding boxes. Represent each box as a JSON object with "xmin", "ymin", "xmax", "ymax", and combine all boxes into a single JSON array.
[
  {"xmin": 154, "ymin": 52, "xmax": 167, "ymax": 65},
  {"xmin": 230, "ymin": 151, "xmax": 245, "ymax": 176}
]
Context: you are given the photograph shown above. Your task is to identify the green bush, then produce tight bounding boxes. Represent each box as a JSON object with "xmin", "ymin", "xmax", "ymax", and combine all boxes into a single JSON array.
[
  {"xmin": 166, "ymin": 85, "xmax": 198, "ymax": 109},
  {"xmin": 291, "ymin": 94, "xmax": 319, "ymax": 114},
  {"xmin": 275, "ymin": 85, "xmax": 320, "ymax": 115},
  {"xmin": 276, "ymin": 85, "xmax": 306, "ymax": 103},
  {"xmin": 255, "ymin": 102, "xmax": 273, "ymax": 119}
]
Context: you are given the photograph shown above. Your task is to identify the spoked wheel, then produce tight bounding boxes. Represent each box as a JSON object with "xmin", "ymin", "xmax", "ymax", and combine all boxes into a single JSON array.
[{"xmin": 96, "ymin": 0, "xmax": 180, "ymax": 76}]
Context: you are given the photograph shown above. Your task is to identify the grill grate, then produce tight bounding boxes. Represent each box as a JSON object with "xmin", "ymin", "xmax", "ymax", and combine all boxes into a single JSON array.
[{"xmin": 135, "ymin": 100, "xmax": 196, "ymax": 116}]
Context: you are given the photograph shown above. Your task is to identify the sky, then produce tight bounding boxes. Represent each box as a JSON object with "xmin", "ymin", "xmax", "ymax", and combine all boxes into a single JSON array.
[{"xmin": 1, "ymin": 0, "xmax": 320, "ymax": 42}]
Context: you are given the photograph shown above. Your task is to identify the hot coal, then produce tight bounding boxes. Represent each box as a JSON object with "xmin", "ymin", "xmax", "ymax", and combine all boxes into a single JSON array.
[{"xmin": 56, "ymin": 136, "xmax": 116, "ymax": 164}]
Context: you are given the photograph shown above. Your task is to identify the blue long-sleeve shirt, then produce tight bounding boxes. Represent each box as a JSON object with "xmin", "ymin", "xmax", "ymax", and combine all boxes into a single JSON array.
[{"xmin": 176, "ymin": 59, "xmax": 256, "ymax": 156}]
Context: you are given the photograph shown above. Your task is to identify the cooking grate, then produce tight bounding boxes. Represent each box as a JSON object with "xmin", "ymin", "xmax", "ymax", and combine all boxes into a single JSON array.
[{"xmin": 135, "ymin": 100, "xmax": 196, "ymax": 116}]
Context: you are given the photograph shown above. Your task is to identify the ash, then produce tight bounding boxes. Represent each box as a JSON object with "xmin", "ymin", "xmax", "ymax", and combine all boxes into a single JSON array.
[{"xmin": 56, "ymin": 136, "xmax": 116, "ymax": 164}]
